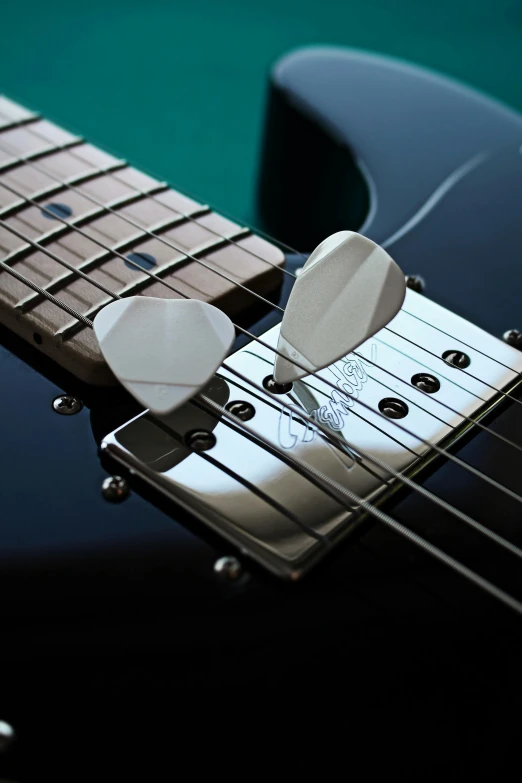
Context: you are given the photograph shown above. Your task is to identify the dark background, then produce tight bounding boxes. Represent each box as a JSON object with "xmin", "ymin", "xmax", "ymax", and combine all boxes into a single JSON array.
[{"xmin": 2, "ymin": 0, "xmax": 522, "ymax": 227}]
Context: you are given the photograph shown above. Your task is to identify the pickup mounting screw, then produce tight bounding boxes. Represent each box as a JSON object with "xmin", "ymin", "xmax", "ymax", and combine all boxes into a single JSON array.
[
  {"xmin": 102, "ymin": 476, "xmax": 130, "ymax": 503},
  {"xmin": 0, "ymin": 720, "xmax": 15, "ymax": 753},
  {"xmin": 52, "ymin": 394, "xmax": 83, "ymax": 415},
  {"xmin": 405, "ymin": 275, "xmax": 425, "ymax": 293},
  {"xmin": 225, "ymin": 400, "xmax": 256, "ymax": 421},
  {"xmin": 503, "ymin": 329, "xmax": 522, "ymax": 349},
  {"xmin": 185, "ymin": 429, "xmax": 216, "ymax": 451},
  {"xmin": 214, "ymin": 556, "xmax": 243, "ymax": 581}
]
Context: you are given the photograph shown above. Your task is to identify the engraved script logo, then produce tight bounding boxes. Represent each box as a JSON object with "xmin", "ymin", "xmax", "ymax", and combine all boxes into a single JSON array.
[{"xmin": 277, "ymin": 344, "xmax": 377, "ymax": 450}]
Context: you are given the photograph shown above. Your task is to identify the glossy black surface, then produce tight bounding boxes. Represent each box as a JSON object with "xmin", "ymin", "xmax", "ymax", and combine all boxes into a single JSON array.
[{"xmin": 2, "ymin": 49, "xmax": 522, "ymax": 777}]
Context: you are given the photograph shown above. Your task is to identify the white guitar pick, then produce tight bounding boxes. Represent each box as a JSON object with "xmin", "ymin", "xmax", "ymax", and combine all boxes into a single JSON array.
[
  {"xmin": 273, "ymin": 231, "xmax": 406, "ymax": 385},
  {"xmin": 94, "ymin": 297, "xmax": 235, "ymax": 415}
]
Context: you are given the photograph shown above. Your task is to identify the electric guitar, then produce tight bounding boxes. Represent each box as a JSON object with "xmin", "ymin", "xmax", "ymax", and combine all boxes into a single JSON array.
[{"xmin": 1, "ymin": 48, "xmax": 521, "ymax": 777}]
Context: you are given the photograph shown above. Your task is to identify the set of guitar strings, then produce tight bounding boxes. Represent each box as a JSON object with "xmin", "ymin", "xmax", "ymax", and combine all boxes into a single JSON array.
[{"xmin": 1, "ymin": 127, "xmax": 521, "ymax": 613}]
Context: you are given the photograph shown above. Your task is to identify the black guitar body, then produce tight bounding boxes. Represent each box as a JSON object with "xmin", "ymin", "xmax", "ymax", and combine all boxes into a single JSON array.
[{"xmin": 2, "ymin": 49, "xmax": 522, "ymax": 777}]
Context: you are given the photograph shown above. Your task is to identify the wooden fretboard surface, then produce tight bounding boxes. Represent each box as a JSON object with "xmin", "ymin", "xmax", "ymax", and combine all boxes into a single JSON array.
[{"xmin": 0, "ymin": 97, "xmax": 285, "ymax": 384}]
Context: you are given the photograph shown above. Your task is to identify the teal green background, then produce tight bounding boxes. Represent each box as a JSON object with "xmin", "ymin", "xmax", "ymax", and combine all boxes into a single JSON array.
[{"xmin": 1, "ymin": 0, "xmax": 522, "ymax": 223}]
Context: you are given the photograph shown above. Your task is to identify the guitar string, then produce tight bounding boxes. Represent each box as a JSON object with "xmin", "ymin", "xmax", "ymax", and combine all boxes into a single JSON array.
[
  {"xmin": 2, "ymin": 136, "xmax": 519, "ymax": 382},
  {"xmin": 2, "ymin": 143, "xmax": 522, "ymax": 506},
  {"xmin": 148, "ymin": 390, "xmax": 522, "ymax": 614},
  {"xmin": 3, "ymin": 261, "xmax": 521, "ymax": 619},
  {"xmin": 10, "ymin": 141, "xmax": 521, "ymax": 630},
  {"xmin": 2, "ymin": 150, "xmax": 522, "ymax": 460},
  {"xmin": 57, "ymin": 138, "xmax": 522, "ymax": 375},
  {"xmin": 2, "ymin": 123, "xmax": 521, "ymax": 611},
  {"xmin": 2, "ymin": 213, "xmax": 522, "ymax": 613},
  {"xmin": 193, "ymin": 391, "xmax": 522, "ymax": 615},
  {"xmin": 217, "ymin": 362, "xmax": 522, "ymax": 558},
  {"xmin": 150, "ymin": 413, "xmax": 330, "ymax": 544},
  {"xmin": 2, "ymin": 190, "xmax": 522, "ymax": 512},
  {"xmin": 1, "ymin": 121, "xmax": 518, "ymax": 387},
  {"xmin": 3, "ymin": 137, "xmax": 522, "ymax": 424},
  {"xmin": 0, "ymin": 137, "xmax": 299, "ymax": 279},
  {"xmin": 2, "ymin": 137, "xmax": 520, "ymax": 398},
  {"xmin": 3, "ymin": 216, "xmax": 522, "ymax": 548}
]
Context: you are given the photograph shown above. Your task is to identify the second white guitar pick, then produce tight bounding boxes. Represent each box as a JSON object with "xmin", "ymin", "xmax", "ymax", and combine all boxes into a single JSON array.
[
  {"xmin": 94, "ymin": 297, "xmax": 235, "ymax": 415},
  {"xmin": 273, "ymin": 231, "xmax": 406, "ymax": 384}
]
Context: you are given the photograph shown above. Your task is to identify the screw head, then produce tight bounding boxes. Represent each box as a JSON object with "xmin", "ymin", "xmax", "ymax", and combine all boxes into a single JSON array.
[
  {"xmin": 0, "ymin": 720, "xmax": 15, "ymax": 753},
  {"xmin": 405, "ymin": 274, "xmax": 425, "ymax": 293},
  {"xmin": 225, "ymin": 400, "xmax": 256, "ymax": 421},
  {"xmin": 52, "ymin": 394, "xmax": 83, "ymax": 415},
  {"xmin": 411, "ymin": 372, "xmax": 440, "ymax": 394},
  {"xmin": 214, "ymin": 556, "xmax": 243, "ymax": 581},
  {"xmin": 379, "ymin": 397, "xmax": 409, "ymax": 419},
  {"xmin": 185, "ymin": 429, "xmax": 217, "ymax": 451},
  {"xmin": 503, "ymin": 329, "xmax": 522, "ymax": 349},
  {"xmin": 442, "ymin": 349, "xmax": 471, "ymax": 369},
  {"xmin": 102, "ymin": 475, "xmax": 130, "ymax": 503}
]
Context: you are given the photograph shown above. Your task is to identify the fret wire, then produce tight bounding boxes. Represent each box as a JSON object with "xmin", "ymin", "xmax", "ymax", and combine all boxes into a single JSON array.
[
  {"xmin": 0, "ymin": 140, "xmax": 298, "ymax": 281},
  {"xmin": 4, "ymin": 137, "xmax": 520, "ymax": 415},
  {"xmin": 1, "ymin": 179, "xmax": 169, "ymax": 259},
  {"xmin": 3, "ymin": 180, "xmax": 522, "ymax": 515},
  {"xmin": 0, "ymin": 219, "xmax": 122, "ymax": 304},
  {"xmin": 10, "ymin": 129, "xmax": 513, "ymax": 396},
  {"xmin": 1, "ymin": 123, "xmax": 521, "ymax": 611},
  {"xmin": 15, "ymin": 203, "xmax": 205, "ymax": 312},
  {"xmin": 2, "ymin": 142, "xmax": 522, "ymax": 523},
  {"xmin": 196, "ymin": 392, "xmax": 522, "ymax": 615},
  {"xmin": 0, "ymin": 257, "xmax": 92, "ymax": 326},
  {"xmin": 112, "ymin": 171, "xmax": 297, "ymax": 279},
  {"xmin": 3, "ymin": 137, "xmax": 519, "ymax": 414},
  {"xmin": 0, "ymin": 137, "xmax": 84, "ymax": 173},
  {"xmin": 0, "ymin": 161, "xmax": 128, "ymax": 220},
  {"xmin": 3, "ymin": 216, "xmax": 522, "ymax": 611},
  {"xmin": 0, "ymin": 176, "xmax": 282, "ymax": 315},
  {"xmin": 0, "ymin": 114, "xmax": 40, "ymax": 132},
  {"xmin": 218, "ymin": 364, "xmax": 522, "ymax": 559}
]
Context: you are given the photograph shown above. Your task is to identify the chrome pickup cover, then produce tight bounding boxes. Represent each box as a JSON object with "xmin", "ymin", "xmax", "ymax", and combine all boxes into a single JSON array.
[{"xmin": 101, "ymin": 290, "xmax": 522, "ymax": 579}]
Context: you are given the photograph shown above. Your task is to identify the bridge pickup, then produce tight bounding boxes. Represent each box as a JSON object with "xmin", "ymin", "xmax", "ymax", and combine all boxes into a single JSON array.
[{"xmin": 101, "ymin": 290, "xmax": 522, "ymax": 579}]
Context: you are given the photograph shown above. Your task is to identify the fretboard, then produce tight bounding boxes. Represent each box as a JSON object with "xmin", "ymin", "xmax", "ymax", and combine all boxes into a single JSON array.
[{"xmin": 0, "ymin": 96, "xmax": 284, "ymax": 384}]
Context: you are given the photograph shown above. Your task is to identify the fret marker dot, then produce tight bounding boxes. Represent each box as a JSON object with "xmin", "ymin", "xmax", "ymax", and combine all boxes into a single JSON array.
[
  {"xmin": 125, "ymin": 252, "xmax": 157, "ymax": 271},
  {"xmin": 41, "ymin": 202, "xmax": 73, "ymax": 220}
]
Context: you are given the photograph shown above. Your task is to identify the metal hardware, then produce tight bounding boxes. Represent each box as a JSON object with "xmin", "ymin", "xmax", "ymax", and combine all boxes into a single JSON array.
[
  {"xmin": 52, "ymin": 394, "xmax": 83, "ymax": 415},
  {"xmin": 411, "ymin": 373, "xmax": 440, "ymax": 393},
  {"xmin": 0, "ymin": 720, "xmax": 15, "ymax": 753},
  {"xmin": 225, "ymin": 400, "xmax": 256, "ymax": 421},
  {"xmin": 185, "ymin": 429, "xmax": 217, "ymax": 451},
  {"xmin": 379, "ymin": 397, "xmax": 409, "ymax": 419},
  {"xmin": 263, "ymin": 375, "xmax": 293, "ymax": 394},
  {"xmin": 503, "ymin": 329, "xmax": 522, "ymax": 349},
  {"xmin": 442, "ymin": 349, "xmax": 471, "ymax": 368},
  {"xmin": 101, "ymin": 290, "xmax": 522, "ymax": 579},
  {"xmin": 214, "ymin": 556, "xmax": 243, "ymax": 581},
  {"xmin": 101, "ymin": 475, "xmax": 130, "ymax": 503},
  {"xmin": 405, "ymin": 274, "xmax": 425, "ymax": 293}
]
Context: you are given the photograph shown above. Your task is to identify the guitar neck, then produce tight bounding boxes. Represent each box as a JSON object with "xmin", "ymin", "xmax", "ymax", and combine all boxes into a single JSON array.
[{"xmin": 0, "ymin": 96, "xmax": 284, "ymax": 384}]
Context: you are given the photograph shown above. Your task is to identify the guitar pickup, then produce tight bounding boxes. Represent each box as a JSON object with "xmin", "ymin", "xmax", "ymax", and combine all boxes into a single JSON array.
[{"xmin": 101, "ymin": 291, "xmax": 522, "ymax": 579}]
